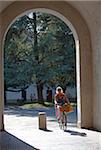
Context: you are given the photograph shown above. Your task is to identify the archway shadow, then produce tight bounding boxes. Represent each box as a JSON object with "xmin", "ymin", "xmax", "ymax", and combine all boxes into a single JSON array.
[
  {"xmin": 64, "ymin": 129, "xmax": 87, "ymax": 137},
  {"xmin": 0, "ymin": 131, "xmax": 40, "ymax": 150}
]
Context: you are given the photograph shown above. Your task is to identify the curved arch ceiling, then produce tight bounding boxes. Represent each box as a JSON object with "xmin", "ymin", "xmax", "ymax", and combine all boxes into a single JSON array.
[
  {"xmin": 0, "ymin": 1, "xmax": 101, "ymax": 46},
  {"xmin": 0, "ymin": 1, "xmax": 100, "ymax": 28}
]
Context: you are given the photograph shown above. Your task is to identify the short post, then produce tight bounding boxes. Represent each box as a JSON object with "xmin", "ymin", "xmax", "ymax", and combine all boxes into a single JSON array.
[{"xmin": 38, "ymin": 112, "xmax": 47, "ymax": 130}]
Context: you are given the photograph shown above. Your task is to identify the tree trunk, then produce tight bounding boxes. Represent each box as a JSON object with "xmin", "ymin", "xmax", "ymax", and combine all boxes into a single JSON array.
[
  {"xmin": 37, "ymin": 81, "xmax": 44, "ymax": 104},
  {"xmin": 63, "ymin": 86, "xmax": 66, "ymax": 93},
  {"xmin": 33, "ymin": 12, "xmax": 44, "ymax": 104},
  {"xmin": 22, "ymin": 89, "xmax": 26, "ymax": 101}
]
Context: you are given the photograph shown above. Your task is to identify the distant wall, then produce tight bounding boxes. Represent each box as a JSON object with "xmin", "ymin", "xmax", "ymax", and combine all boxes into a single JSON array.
[{"xmin": 6, "ymin": 85, "xmax": 77, "ymax": 102}]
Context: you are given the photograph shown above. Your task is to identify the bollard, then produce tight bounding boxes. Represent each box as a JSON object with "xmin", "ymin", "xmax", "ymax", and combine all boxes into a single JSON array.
[{"xmin": 38, "ymin": 112, "xmax": 47, "ymax": 130}]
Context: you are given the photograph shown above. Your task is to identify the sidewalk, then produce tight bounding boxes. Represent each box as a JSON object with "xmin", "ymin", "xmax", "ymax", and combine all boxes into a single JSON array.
[{"xmin": 3, "ymin": 106, "xmax": 101, "ymax": 150}]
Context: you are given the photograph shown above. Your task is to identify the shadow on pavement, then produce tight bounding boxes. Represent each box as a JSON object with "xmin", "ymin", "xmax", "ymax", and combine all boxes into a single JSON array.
[
  {"xmin": 4, "ymin": 106, "xmax": 55, "ymax": 117},
  {"xmin": 39, "ymin": 128, "xmax": 53, "ymax": 132},
  {"xmin": 4, "ymin": 106, "xmax": 77, "ymax": 124},
  {"xmin": 0, "ymin": 131, "xmax": 40, "ymax": 150},
  {"xmin": 64, "ymin": 129, "xmax": 87, "ymax": 137}
]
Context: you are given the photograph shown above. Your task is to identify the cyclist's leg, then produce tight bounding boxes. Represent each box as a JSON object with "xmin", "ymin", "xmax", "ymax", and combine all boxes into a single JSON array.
[
  {"xmin": 60, "ymin": 112, "xmax": 65, "ymax": 130},
  {"xmin": 56, "ymin": 105, "xmax": 62, "ymax": 122},
  {"xmin": 55, "ymin": 105, "xmax": 58, "ymax": 119},
  {"xmin": 59, "ymin": 111, "xmax": 63, "ymax": 129}
]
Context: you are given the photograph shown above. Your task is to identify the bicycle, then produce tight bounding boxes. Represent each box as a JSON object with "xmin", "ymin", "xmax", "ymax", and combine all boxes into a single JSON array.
[
  {"xmin": 59, "ymin": 108, "xmax": 67, "ymax": 130},
  {"xmin": 55, "ymin": 100, "xmax": 73, "ymax": 130},
  {"xmin": 55, "ymin": 103, "xmax": 68, "ymax": 130}
]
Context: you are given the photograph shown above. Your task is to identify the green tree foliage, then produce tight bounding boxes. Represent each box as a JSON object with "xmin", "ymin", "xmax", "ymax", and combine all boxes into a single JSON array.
[
  {"xmin": 4, "ymin": 19, "xmax": 33, "ymax": 89},
  {"xmin": 4, "ymin": 12, "xmax": 76, "ymax": 102},
  {"xmin": 37, "ymin": 13, "xmax": 76, "ymax": 90}
]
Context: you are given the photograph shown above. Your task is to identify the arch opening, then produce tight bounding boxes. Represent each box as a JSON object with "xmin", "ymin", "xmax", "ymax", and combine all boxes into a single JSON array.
[{"xmin": 2, "ymin": 8, "xmax": 81, "ymax": 130}]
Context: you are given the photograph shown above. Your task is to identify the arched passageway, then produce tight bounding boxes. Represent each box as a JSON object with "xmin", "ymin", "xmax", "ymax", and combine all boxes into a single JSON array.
[{"xmin": 0, "ymin": 1, "xmax": 93, "ymax": 130}]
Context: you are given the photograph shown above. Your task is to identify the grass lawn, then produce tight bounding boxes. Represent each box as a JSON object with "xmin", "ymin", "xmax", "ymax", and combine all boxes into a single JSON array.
[
  {"xmin": 20, "ymin": 102, "xmax": 54, "ymax": 109},
  {"xmin": 6, "ymin": 100, "xmax": 77, "ymax": 109},
  {"xmin": 19, "ymin": 102, "xmax": 76, "ymax": 109}
]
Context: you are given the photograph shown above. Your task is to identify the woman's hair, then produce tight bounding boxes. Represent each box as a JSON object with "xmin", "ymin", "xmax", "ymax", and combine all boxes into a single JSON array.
[{"xmin": 56, "ymin": 86, "xmax": 63, "ymax": 94}]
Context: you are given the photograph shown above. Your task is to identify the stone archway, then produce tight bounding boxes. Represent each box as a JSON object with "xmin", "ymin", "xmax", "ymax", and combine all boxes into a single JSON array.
[{"xmin": 0, "ymin": 1, "xmax": 93, "ymax": 130}]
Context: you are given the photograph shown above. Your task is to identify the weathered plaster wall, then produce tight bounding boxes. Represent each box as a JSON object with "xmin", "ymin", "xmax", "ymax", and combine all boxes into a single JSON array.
[
  {"xmin": 91, "ymin": 11, "xmax": 101, "ymax": 131},
  {"xmin": 69, "ymin": 1, "xmax": 101, "ymax": 131}
]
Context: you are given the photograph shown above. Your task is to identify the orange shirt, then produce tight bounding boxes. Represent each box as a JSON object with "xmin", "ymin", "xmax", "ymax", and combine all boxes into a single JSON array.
[{"xmin": 55, "ymin": 93, "xmax": 68, "ymax": 103}]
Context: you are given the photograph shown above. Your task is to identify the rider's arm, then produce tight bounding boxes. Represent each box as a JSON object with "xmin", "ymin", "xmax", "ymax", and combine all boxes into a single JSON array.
[
  {"xmin": 64, "ymin": 94, "xmax": 70, "ymax": 104},
  {"xmin": 54, "ymin": 95, "xmax": 58, "ymax": 105}
]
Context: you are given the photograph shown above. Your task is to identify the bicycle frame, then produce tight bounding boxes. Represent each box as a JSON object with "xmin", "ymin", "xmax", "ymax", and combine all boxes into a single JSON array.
[{"xmin": 59, "ymin": 111, "xmax": 67, "ymax": 130}]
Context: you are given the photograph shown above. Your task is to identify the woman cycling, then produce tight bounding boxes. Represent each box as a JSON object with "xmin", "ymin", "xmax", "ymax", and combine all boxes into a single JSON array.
[{"xmin": 54, "ymin": 86, "xmax": 69, "ymax": 122}]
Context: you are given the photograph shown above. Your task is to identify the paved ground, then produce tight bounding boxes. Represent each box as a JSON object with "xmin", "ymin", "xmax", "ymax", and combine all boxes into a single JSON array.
[{"xmin": 2, "ymin": 106, "xmax": 101, "ymax": 150}]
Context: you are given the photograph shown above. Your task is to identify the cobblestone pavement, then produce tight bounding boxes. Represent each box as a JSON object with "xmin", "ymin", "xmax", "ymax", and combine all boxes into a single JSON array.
[{"xmin": 2, "ymin": 106, "xmax": 101, "ymax": 150}]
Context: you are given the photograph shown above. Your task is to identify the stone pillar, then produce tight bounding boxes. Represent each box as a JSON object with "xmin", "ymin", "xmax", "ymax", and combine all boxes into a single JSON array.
[
  {"xmin": 39, "ymin": 112, "xmax": 47, "ymax": 130},
  {"xmin": 0, "ymin": 30, "xmax": 4, "ymax": 131}
]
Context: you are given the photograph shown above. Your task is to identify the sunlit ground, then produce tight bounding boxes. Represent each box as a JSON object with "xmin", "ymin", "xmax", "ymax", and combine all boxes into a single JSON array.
[{"xmin": 4, "ymin": 105, "xmax": 101, "ymax": 150}]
